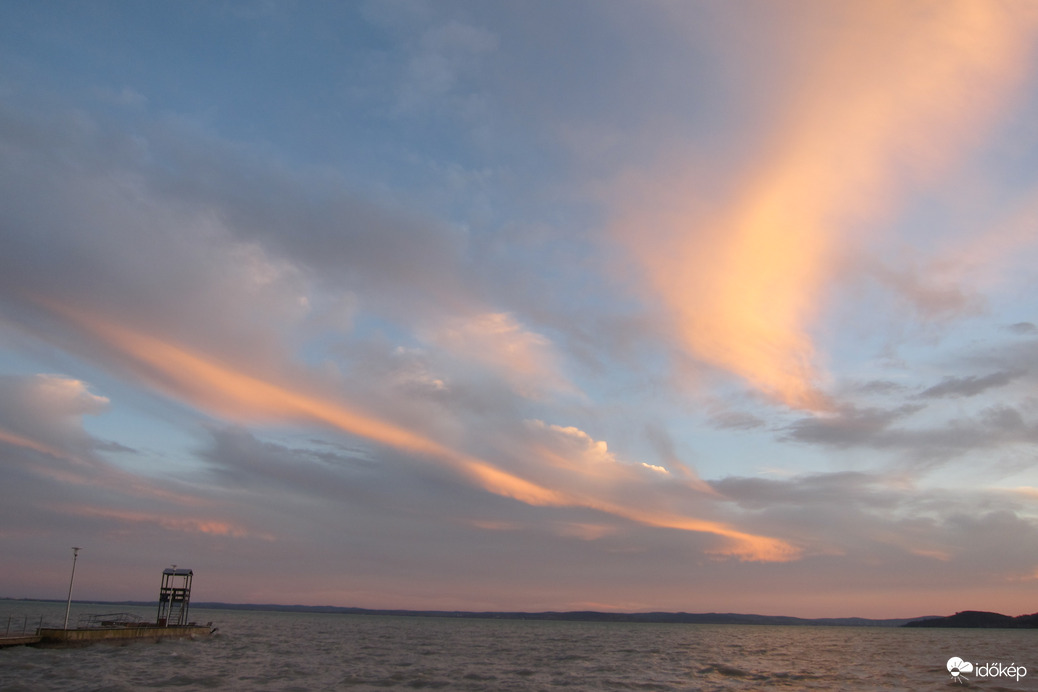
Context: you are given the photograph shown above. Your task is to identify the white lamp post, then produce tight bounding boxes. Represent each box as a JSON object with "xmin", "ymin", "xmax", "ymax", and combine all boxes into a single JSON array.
[{"xmin": 63, "ymin": 547, "xmax": 80, "ymax": 630}]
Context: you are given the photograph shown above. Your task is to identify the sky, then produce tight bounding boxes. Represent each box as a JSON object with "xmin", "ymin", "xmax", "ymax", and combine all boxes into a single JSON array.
[{"xmin": 1, "ymin": 1, "xmax": 1038, "ymax": 620}]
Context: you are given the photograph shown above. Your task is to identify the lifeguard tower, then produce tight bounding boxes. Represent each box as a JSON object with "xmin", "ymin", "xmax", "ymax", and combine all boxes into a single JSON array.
[{"xmin": 156, "ymin": 567, "xmax": 193, "ymax": 627}]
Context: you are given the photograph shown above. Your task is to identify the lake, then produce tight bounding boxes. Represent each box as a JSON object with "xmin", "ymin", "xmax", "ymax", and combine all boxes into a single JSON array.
[{"xmin": 1, "ymin": 600, "xmax": 1035, "ymax": 690}]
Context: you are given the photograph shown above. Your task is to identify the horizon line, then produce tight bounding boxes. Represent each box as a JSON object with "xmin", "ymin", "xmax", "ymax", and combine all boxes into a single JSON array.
[{"xmin": 0, "ymin": 596, "xmax": 945, "ymax": 624}]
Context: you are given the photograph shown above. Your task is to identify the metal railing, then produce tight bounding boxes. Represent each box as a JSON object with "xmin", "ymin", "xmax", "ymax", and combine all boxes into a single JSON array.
[
  {"xmin": 2, "ymin": 607, "xmax": 159, "ymax": 637},
  {"xmin": 3, "ymin": 614, "xmax": 46, "ymax": 637}
]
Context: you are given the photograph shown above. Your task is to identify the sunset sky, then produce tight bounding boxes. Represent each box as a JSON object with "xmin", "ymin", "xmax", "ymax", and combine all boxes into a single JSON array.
[{"xmin": 2, "ymin": 1, "xmax": 1038, "ymax": 619}]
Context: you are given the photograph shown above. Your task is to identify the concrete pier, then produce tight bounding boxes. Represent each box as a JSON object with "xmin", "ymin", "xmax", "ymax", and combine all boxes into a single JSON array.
[
  {"xmin": 35, "ymin": 623, "xmax": 214, "ymax": 646},
  {"xmin": 0, "ymin": 634, "xmax": 43, "ymax": 648}
]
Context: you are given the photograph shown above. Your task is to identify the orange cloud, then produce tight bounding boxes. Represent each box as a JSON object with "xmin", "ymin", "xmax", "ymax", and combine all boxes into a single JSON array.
[
  {"xmin": 615, "ymin": 2, "xmax": 1038, "ymax": 410},
  {"xmin": 44, "ymin": 301, "xmax": 795, "ymax": 560},
  {"xmin": 63, "ymin": 505, "xmax": 267, "ymax": 539},
  {"xmin": 1000, "ymin": 486, "xmax": 1038, "ymax": 500},
  {"xmin": 575, "ymin": 497, "xmax": 800, "ymax": 562},
  {"xmin": 41, "ymin": 300, "xmax": 570, "ymax": 507},
  {"xmin": 522, "ymin": 420, "xmax": 797, "ymax": 560}
]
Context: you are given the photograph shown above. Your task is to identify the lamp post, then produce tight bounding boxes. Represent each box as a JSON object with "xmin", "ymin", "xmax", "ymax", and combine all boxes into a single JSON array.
[{"xmin": 63, "ymin": 547, "xmax": 80, "ymax": 630}]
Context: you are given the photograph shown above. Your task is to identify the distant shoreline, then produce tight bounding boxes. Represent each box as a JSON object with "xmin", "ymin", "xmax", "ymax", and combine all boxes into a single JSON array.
[
  {"xmin": 0, "ymin": 597, "xmax": 928, "ymax": 627},
  {"xmin": 7, "ymin": 597, "xmax": 1033, "ymax": 628}
]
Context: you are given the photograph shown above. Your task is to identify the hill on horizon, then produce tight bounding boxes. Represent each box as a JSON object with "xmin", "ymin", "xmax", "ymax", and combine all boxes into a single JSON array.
[{"xmin": 903, "ymin": 610, "xmax": 1038, "ymax": 628}]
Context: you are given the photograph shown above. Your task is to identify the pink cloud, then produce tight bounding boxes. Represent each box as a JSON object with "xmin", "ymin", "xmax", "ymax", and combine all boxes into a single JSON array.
[
  {"xmin": 610, "ymin": 2, "xmax": 1038, "ymax": 411},
  {"xmin": 422, "ymin": 312, "xmax": 575, "ymax": 397},
  {"xmin": 41, "ymin": 301, "xmax": 795, "ymax": 561}
]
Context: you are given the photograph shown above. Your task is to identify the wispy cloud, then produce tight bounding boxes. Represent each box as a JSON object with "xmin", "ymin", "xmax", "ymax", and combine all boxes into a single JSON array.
[
  {"xmin": 422, "ymin": 312, "xmax": 574, "ymax": 397},
  {"xmin": 916, "ymin": 370, "xmax": 1026, "ymax": 399},
  {"xmin": 32, "ymin": 301, "xmax": 792, "ymax": 561},
  {"xmin": 609, "ymin": 2, "xmax": 1038, "ymax": 411}
]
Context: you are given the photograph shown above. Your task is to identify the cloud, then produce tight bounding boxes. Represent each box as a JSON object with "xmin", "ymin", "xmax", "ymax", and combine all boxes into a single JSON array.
[
  {"xmin": 784, "ymin": 399, "xmax": 1038, "ymax": 465},
  {"xmin": 860, "ymin": 259, "xmax": 984, "ymax": 322},
  {"xmin": 712, "ymin": 471, "xmax": 1038, "ymax": 578},
  {"xmin": 708, "ymin": 410, "xmax": 766, "ymax": 431},
  {"xmin": 93, "ymin": 85, "xmax": 148, "ymax": 109},
  {"xmin": 0, "ymin": 94, "xmax": 487, "ymax": 344},
  {"xmin": 642, "ymin": 422, "xmax": 718, "ymax": 492},
  {"xmin": 0, "ymin": 374, "xmax": 258, "ymax": 553},
  {"xmin": 784, "ymin": 404, "xmax": 924, "ymax": 449},
  {"xmin": 0, "ymin": 374, "xmax": 109, "ymax": 461},
  {"xmin": 775, "ymin": 331, "xmax": 1038, "ymax": 465},
  {"xmin": 713, "ymin": 472, "xmax": 901, "ymax": 514},
  {"xmin": 422, "ymin": 312, "xmax": 574, "ymax": 397},
  {"xmin": 916, "ymin": 370, "xmax": 1026, "ymax": 399},
  {"xmin": 1003, "ymin": 486, "xmax": 1038, "ymax": 500},
  {"xmin": 1007, "ymin": 322, "xmax": 1037, "ymax": 335},
  {"xmin": 397, "ymin": 19, "xmax": 498, "ymax": 115},
  {"xmin": 59, "ymin": 505, "xmax": 262, "ymax": 540},
  {"xmin": 35, "ymin": 300, "xmax": 571, "ymax": 504},
  {"xmin": 199, "ymin": 425, "xmax": 378, "ymax": 500},
  {"xmin": 526, "ymin": 420, "xmax": 617, "ymax": 467},
  {"xmin": 936, "ymin": 187, "xmax": 1038, "ymax": 299},
  {"xmin": 21, "ymin": 299, "xmax": 793, "ymax": 561},
  {"xmin": 853, "ymin": 380, "xmax": 909, "ymax": 397},
  {"xmin": 522, "ymin": 420, "xmax": 786, "ymax": 560},
  {"xmin": 609, "ymin": 2, "xmax": 1038, "ymax": 411},
  {"xmin": 0, "ymin": 82, "xmax": 805, "ymax": 569}
]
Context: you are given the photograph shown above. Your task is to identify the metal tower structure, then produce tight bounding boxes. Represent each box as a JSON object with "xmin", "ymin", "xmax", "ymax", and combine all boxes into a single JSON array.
[{"xmin": 156, "ymin": 567, "xmax": 193, "ymax": 627}]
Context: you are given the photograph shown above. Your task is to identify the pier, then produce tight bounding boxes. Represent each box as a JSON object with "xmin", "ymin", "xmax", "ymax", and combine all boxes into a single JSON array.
[
  {"xmin": 0, "ymin": 634, "xmax": 42, "ymax": 648},
  {"xmin": 35, "ymin": 622, "xmax": 213, "ymax": 646},
  {"xmin": 0, "ymin": 614, "xmax": 43, "ymax": 647},
  {"xmin": 0, "ymin": 566, "xmax": 215, "ymax": 648}
]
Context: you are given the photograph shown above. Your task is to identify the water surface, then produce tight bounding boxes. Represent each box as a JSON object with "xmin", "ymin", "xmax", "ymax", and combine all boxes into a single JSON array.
[{"xmin": 2, "ymin": 600, "xmax": 1035, "ymax": 690}]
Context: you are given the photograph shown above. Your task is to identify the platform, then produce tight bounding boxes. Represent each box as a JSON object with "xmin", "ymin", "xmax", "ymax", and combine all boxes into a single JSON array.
[
  {"xmin": 0, "ymin": 634, "xmax": 43, "ymax": 648},
  {"xmin": 35, "ymin": 623, "xmax": 214, "ymax": 646}
]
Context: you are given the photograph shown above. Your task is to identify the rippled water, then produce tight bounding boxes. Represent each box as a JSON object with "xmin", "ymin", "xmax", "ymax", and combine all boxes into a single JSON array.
[{"xmin": 2, "ymin": 600, "xmax": 1036, "ymax": 690}]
